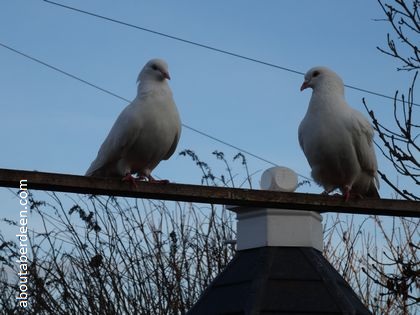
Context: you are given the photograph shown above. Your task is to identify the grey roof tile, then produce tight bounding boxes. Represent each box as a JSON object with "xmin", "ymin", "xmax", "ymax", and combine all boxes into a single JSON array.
[{"xmin": 187, "ymin": 247, "xmax": 371, "ymax": 315}]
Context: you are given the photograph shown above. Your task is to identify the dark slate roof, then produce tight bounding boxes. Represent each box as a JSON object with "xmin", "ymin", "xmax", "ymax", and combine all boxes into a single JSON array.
[{"xmin": 187, "ymin": 247, "xmax": 371, "ymax": 315}]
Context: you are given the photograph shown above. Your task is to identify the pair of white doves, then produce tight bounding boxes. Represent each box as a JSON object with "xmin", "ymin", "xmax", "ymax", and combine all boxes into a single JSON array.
[{"xmin": 86, "ymin": 59, "xmax": 379, "ymax": 199}]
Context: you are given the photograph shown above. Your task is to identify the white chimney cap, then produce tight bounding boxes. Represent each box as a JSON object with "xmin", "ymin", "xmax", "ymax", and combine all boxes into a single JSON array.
[{"xmin": 260, "ymin": 166, "xmax": 298, "ymax": 192}]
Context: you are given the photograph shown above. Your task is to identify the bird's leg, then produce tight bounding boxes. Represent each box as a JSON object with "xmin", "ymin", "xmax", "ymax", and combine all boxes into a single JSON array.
[
  {"xmin": 122, "ymin": 173, "xmax": 138, "ymax": 188},
  {"xmin": 147, "ymin": 174, "xmax": 169, "ymax": 184},
  {"xmin": 342, "ymin": 185, "xmax": 352, "ymax": 201}
]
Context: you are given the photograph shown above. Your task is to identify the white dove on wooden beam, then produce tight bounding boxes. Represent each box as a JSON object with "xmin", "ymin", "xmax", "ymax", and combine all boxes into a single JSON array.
[
  {"xmin": 86, "ymin": 58, "xmax": 181, "ymax": 185},
  {"xmin": 299, "ymin": 66, "xmax": 379, "ymax": 200}
]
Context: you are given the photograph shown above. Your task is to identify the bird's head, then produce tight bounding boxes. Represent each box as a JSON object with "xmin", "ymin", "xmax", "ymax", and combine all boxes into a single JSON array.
[
  {"xmin": 300, "ymin": 66, "xmax": 344, "ymax": 95},
  {"xmin": 137, "ymin": 58, "xmax": 171, "ymax": 84}
]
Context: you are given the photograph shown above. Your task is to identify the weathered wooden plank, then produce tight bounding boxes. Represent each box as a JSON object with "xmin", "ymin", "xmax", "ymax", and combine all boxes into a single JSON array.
[{"xmin": 0, "ymin": 168, "xmax": 418, "ymax": 217}]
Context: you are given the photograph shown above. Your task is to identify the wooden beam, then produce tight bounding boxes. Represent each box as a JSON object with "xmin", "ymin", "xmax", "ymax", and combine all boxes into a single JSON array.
[{"xmin": 0, "ymin": 168, "xmax": 418, "ymax": 217}]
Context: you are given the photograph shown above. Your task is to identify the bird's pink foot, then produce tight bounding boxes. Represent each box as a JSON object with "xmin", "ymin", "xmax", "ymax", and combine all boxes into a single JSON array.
[
  {"xmin": 343, "ymin": 185, "xmax": 352, "ymax": 202},
  {"xmin": 122, "ymin": 173, "xmax": 138, "ymax": 188}
]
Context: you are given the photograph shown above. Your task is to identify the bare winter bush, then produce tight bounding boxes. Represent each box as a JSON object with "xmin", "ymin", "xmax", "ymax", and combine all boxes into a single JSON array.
[
  {"xmin": 0, "ymin": 192, "xmax": 236, "ymax": 315},
  {"xmin": 376, "ymin": 0, "xmax": 420, "ymax": 72},
  {"xmin": 363, "ymin": 0, "xmax": 419, "ymax": 200},
  {"xmin": 0, "ymin": 151, "xmax": 248, "ymax": 315},
  {"xmin": 363, "ymin": 74, "xmax": 419, "ymax": 201},
  {"xmin": 358, "ymin": 2, "xmax": 420, "ymax": 312},
  {"xmin": 323, "ymin": 214, "xmax": 419, "ymax": 314}
]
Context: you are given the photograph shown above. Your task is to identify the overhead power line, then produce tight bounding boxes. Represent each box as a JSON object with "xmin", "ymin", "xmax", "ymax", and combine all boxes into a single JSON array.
[
  {"xmin": 0, "ymin": 43, "xmax": 129, "ymax": 103},
  {"xmin": 43, "ymin": 0, "xmax": 303, "ymax": 77},
  {"xmin": 0, "ymin": 41, "xmax": 312, "ymax": 182},
  {"xmin": 43, "ymin": 0, "xmax": 420, "ymax": 107}
]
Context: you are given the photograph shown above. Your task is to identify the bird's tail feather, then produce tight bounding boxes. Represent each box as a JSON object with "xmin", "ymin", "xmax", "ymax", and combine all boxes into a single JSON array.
[{"xmin": 366, "ymin": 182, "xmax": 380, "ymax": 199}]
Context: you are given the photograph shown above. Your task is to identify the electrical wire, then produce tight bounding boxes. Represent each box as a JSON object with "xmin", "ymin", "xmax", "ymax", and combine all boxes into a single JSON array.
[
  {"xmin": 43, "ymin": 0, "xmax": 304, "ymax": 77},
  {"xmin": 0, "ymin": 43, "xmax": 129, "ymax": 103},
  {"xmin": 0, "ymin": 41, "xmax": 314, "ymax": 182},
  {"xmin": 42, "ymin": 0, "xmax": 420, "ymax": 107}
]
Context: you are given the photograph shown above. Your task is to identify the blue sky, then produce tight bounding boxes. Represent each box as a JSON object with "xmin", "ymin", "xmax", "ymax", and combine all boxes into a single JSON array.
[{"xmin": 0, "ymin": 0, "xmax": 417, "ymax": 222}]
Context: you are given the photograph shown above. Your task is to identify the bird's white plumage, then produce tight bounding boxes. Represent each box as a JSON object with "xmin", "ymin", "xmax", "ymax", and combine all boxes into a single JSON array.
[
  {"xmin": 85, "ymin": 59, "xmax": 181, "ymax": 180},
  {"xmin": 298, "ymin": 66, "xmax": 379, "ymax": 198}
]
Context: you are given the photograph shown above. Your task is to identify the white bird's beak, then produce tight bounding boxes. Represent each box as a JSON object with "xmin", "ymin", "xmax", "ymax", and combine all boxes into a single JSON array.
[{"xmin": 300, "ymin": 81, "xmax": 309, "ymax": 91}]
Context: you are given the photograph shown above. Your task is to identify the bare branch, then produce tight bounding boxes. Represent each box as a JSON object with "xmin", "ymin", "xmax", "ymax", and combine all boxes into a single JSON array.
[{"xmin": 377, "ymin": 0, "xmax": 420, "ymax": 71}]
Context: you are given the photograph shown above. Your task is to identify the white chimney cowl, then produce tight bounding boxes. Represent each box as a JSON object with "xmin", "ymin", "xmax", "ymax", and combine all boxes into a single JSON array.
[{"xmin": 260, "ymin": 166, "xmax": 298, "ymax": 192}]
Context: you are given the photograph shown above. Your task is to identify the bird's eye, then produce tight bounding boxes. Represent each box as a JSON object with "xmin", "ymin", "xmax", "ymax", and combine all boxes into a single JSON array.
[
  {"xmin": 151, "ymin": 64, "xmax": 158, "ymax": 71},
  {"xmin": 313, "ymin": 71, "xmax": 320, "ymax": 77}
]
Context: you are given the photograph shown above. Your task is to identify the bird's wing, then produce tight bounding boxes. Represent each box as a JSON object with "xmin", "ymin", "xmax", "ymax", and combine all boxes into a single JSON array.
[
  {"xmin": 298, "ymin": 124, "xmax": 305, "ymax": 152},
  {"xmin": 86, "ymin": 103, "xmax": 141, "ymax": 176},
  {"xmin": 163, "ymin": 127, "xmax": 181, "ymax": 160},
  {"xmin": 348, "ymin": 109, "xmax": 378, "ymax": 183},
  {"xmin": 156, "ymin": 94, "xmax": 181, "ymax": 161}
]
